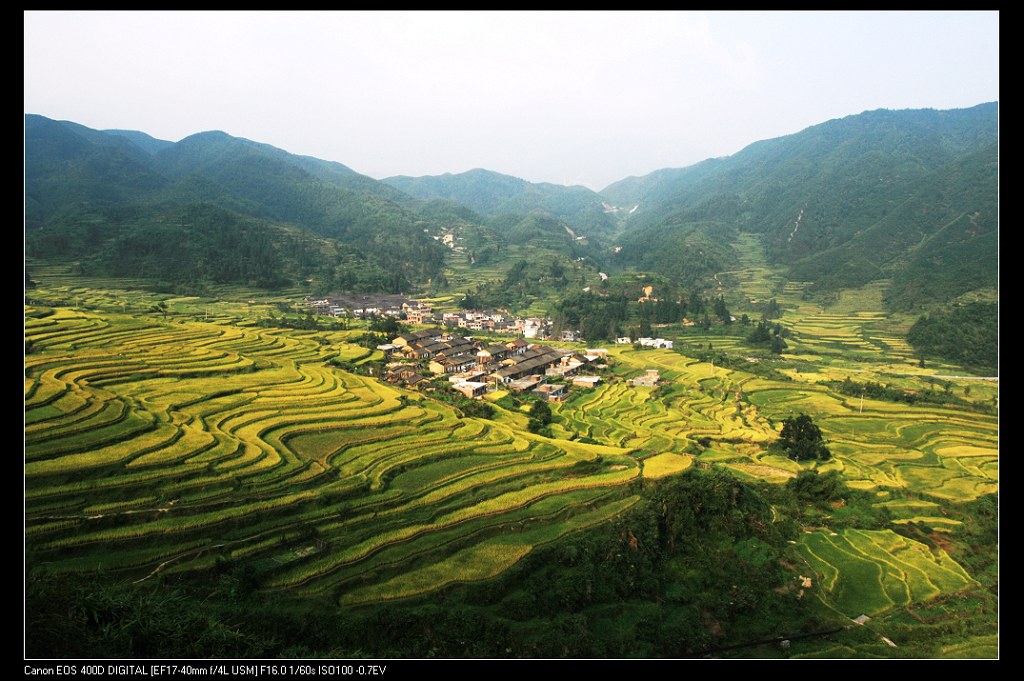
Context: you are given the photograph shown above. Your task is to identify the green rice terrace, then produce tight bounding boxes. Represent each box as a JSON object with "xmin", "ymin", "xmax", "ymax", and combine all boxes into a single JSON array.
[
  {"xmin": 24, "ymin": 264, "xmax": 997, "ymax": 658},
  {"xmin": 25, "ymin": 305, "xmax": 638, "ymax": 595}
]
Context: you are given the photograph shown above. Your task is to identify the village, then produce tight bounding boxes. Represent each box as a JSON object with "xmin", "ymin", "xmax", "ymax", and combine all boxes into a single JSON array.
[
  {"xmin": 304, "ymin": 295, "xmax": 676, "ymax": 346},
  {"xmin": 305, "ymin": 295, "xmax": 551, "ymax": 337},
  {"xmin": 303, "ymin": 295, "xmax": 673, "ymax": 403},
  {"xmin": 378, "ymin": 328, "xmax": 623, "ymax": 402}
]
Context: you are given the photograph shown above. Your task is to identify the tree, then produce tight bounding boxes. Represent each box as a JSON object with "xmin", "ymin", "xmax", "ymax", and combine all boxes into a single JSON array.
[
  {"xmin": 638, "ymin": 306, "xmax": 652, "ymax": 338},
  {"xmin": 787, "ymin": 469, "xmax": 844, "ymax": 503},
  {"xmin": 770, "ymin": 334, "xmax": 787, "ymax": 355},
  {"xmin": 777, "ymin": 414, "xmax": 831, "ymax": 461},
  {"xmin": 461, "ymin": 400, "xmax": 495, "ymax": 419},
  {"xmin": 529, "ymin": 400, "xmax": 552, "ymax": 425},
  {"xmin": 747, "ymin": 320, "xmax": 772, "ymax": 344},
  {"xmin": 527, "ymin": 399, "xmax": 553, "ymax": 437},
  {"xmin": 369, "ymin": 316, "xmax": 402, "ymax": 336},
  {"xmin": 713, "ymin": 296, "xmax": 731, "ymax": 323}
]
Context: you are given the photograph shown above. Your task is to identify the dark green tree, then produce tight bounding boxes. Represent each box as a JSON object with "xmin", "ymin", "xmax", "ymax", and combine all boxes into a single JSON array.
[
  {"xmin": 369, "ymin": 316, "xmax": 403, "ymax": 336},
  {"xmin": 713, "ymin": 295, "xmax": 731, "ymax": 323},
  {"xmin": 527, "ymin": 399, "xmax": 554, "ymax": 436},
  {"xmin": 747, "ymin": 320, "xmax": 772, "ymax": 344},
  {"xmin": 529, "ymin": 400, "xmax": 553, "ymax": 425},
  {"xmin": 777, "ymin": 414, "xmax": 831, "ymax": 461},
  {"xmin": 770, "ymin": 334, "xmax": 787, "ymax": 355},
  {"xmin": 787, "ymin": 469, "xmax": 844, "ymax": 503}
]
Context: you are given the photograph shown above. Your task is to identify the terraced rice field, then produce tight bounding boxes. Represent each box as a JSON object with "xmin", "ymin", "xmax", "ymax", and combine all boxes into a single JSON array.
[
  {"xmin": 24, "ymin": 253, "xmax": 996, "ymax": 630},
  {"xmin": 724, "ymin": 233, "xmax": 786, "ymax": 304},
  {"xmin": 774, "ymin": 282, "xmax": 911, "ymax": 361},
  {"xmin": 25, "ymin": 304, "xmax": 640, "ymax": 602},
  {"xmin": 641, "ymin": 453, "xmax": 693, "ymax": 478},
  {"xmin": 797, "ymin": 529, "xmax": 978, "ymax": 618},
  {"xmin": 558, "ymin": 352, "xmax": 775, "ymax": 457},
  {"xmin": 556, "ymin": 342, "xmax": 997, "ymax": 503}
]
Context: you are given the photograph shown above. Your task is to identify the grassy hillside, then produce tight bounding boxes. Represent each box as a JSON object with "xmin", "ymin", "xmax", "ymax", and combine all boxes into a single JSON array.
[
  {"xmin": 789, "ymin": 143, "xmax": 998, "ymax": 308},
  {"xmin": 607, "ymin": 104, "xmax": 998, "ymax": 309},
  {"xmin": 25, "ymin": 115, "xmax": 447, "ymax": 293}
]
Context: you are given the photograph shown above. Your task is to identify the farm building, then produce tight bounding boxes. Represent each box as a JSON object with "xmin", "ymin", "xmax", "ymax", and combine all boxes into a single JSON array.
[
  {"xmin": 507, "ymin": 375, "xmax": 545, "ymax": 393},
  {"xmin": 505, "ymin": 338, "xmax": 529, "ymax": 356},
  {"xmin": 449, "ymin": 370, "xmax": 488, "ymax": 384},
  {"xmin": 628, "ymin": 369, "xmax": 660, "ymax": 387},
  {"xmin": 523, "ymin": 319, "xmax": 544, "ymax": 339},
  {"xmin": 637, "ymin": 337, "xmax": 674, "ymax": 349},
  {"xmin": 546, "ymin": 359, "xmax": 584, "ymax": 378},
  {"xmin": 477, "ymin": 343, "xmax": 511, "ymax": 364},
  {"xmin": 572, "ymin": 376, "xmax": 601, "ymax": 388},
  {"xmin": 392, "ymin": 329, "xmax": 443, "ymax": 348},
  {"xmin": 491, "ymin": 346, "xmax": 573, "ymax": 384},
  {"xmin": 452, "ymin": 381, "xmax": 488, "ymax": 399},
  {"xmin": 384, "ymin": 365, "xmax": 422, "ymax": 385},
  {"xmin": 405, "ymin": 308, "xmax": 437, "ymax": 324},
  {"xmin": 429, "ymin": 352, "xmax": 478, "ymax": 375},
  {"xmin": 533, "ymin": 383, "xmax": 567, "ymax": 402}
]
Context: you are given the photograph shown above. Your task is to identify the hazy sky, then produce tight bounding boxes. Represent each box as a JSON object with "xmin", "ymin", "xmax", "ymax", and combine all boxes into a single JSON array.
[{"xmin": 25, "ymin": 11, "xmax": 998, "ymax": 190}]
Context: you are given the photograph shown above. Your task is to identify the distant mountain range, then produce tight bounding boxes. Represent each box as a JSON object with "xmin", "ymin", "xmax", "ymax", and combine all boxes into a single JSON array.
[
  {"xmin": 605, "ymin": 103, "xmax": 998, "ymax": 309},
  {"xmin": 25, "ymin": 102, "xmax": 997, "ymax": 309},
  {"xmin": 384, "ymin": 168, "xmax": 617, "ymax": 236},
  {"xmin": 25, "ymin": 114, "xmax": 447, "ymax": 292}
]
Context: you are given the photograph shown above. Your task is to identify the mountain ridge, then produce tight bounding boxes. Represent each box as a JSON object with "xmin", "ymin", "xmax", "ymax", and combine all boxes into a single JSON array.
[
  {"xmin": 25, "ymin": 103, "xmax": 998, "ymax": 309},
  {"xmin": 25, "ymin": 115, "xmax": 447, "ymax": 293}
]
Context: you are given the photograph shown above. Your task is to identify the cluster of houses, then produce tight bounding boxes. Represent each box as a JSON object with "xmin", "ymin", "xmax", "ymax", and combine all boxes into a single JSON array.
[
  {"xmin": 304, "ymin": 298, "xmax": 672, "ymax": 403},
  {"xmin": 305, "ymin": 294, "xmax": 415, "ymax": 319},
  {"xmin": 438, "ymin": 311, "xmax": 550, "ymax": 338},
  {"xmin": 434, "ymin": 230, "xmax": 465, "ymax": 253},
  {"xmin": 304, "ymin": 296, "xmax": 554, "ymax": 339},
  {"xmin": 379, "ymin": 329, "xmax": 608, "ymax": 402},
  {"xmin": 615, "ymin": 336, "xmax": 675, "ymax": 349}
]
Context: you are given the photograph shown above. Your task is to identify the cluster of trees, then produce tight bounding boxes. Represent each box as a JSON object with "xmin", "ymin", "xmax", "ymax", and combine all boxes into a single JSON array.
[
  {"xmin": 761, "ymin": 298, "xmax": 782, "ymax": 319},
  {"xmin": 550, "ymin": 291, "xmax": 631, "ymax": 341},
  {"xmin": 368, "ymin": 316, "xmax": 406, "ymax": 336},
  {"xmin": 458, "ymin": 256, "xmax": 588, "ymax": 312},
  {"xmin": 28, "ymin": 204, "xmax": 289, "ymax": 288},
  {"xmin": 823, "ymin": 377, "xmax": 985, "ymax": 411},
  {"xmin": 907, "ymin": 302, "xmax": 997, "ymax": 374},
  {"xmin": 746, "ymin": 319, "xmax": 788, "ymax": 354},
  {"xmin": 546, "ymin": 282, "xmax": 745, "ymax": 342},
  {"xmin": 787, "ymin": 469, "xmax": 844, "ymax": 504},
  {"xmin": 613, "ymin": 219, "xmax": 738, "ymax": 289}
]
